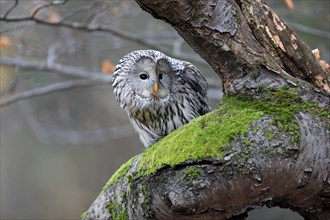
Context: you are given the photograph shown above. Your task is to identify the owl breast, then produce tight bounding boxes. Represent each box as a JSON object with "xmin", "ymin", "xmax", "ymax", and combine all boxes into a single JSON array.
[{"xmin": 128, "ymin": 98, "xmax": 193, "ymax": 147}]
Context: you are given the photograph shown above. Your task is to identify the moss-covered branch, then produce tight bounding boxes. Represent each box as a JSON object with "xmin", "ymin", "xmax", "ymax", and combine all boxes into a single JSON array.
[
  {"xmin": 83, "ymin": 87, "xmax": 330, "ymax": 219},
  {"xmin": 82, "ymin": 0, "xmax": 330, "ymax": 219}
]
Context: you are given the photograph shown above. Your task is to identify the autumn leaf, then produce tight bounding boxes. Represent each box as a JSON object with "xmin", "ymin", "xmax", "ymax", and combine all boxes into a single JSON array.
[
  {"xmin": 102, "ymin": 60, "xmax": 115, "ymax": 74},
  {"xmin": 284, "ymin": 0, "xmax": 294, "ymax": 10},
  {"xmin": 312, "ymin": 48, "xmax": 320, "ymax": 60},
  {"xmin": 48, "ymin": 11, "xmax": 61, "ymax": 23},
  {"xmin": 0, "ymin": 36, "xmax": 12, "ymax": 48}
]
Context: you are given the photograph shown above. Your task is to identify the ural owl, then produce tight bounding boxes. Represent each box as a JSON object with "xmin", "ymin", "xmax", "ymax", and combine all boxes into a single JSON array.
[{"xmin": 112, "ymin": 50, "xmax": 210, "ymax": 147}]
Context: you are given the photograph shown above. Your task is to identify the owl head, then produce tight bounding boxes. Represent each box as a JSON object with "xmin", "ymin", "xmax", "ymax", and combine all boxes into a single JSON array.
[{"xmin": 113, "ymin": 50, "xmax": 176, "ymax": 109}]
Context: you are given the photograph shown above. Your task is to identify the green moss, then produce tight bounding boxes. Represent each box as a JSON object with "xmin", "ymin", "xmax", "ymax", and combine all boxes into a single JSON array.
[
  {"xmin": 134, "ymin": 87, "xmax": 329, "ymax": 177},
  {"xmin": 106, "ymin": 201, "xmax": 127, "ymax": 220},
  {"xmin": 138, "ymin": 178, "xmax": 154, "ymax": 217},
  {"xmin": 80, "ymin": 211, "xmax": 88, "ymax": 219},
  {"xmin": 185, "ymin": 167, "xmax": 201, "ymax": 177},
  {"xmin": 102, "ymin": 86, "xmax": 329, "ymax": 188},
  {"xmin": 102, "ymin": 156, "xmax": 137, "ymax": 191},
  {"xmin": 244, "ymin": 140, "xmax": 251, "ymax": 146},
  {"xmin": 265, "ymin": 129, "xmax": 273, "ymax": 140},
  {"xmin": 120, "ymin": 192, "xmax": 126, "ymax": 199},
  {"xmin": 136, "ymin": 95, "xmax": 264, "ymax": 176},
  {"xmin": 260, "ymin": 86, "xmax": 329, "ymax": 121},
  {"xmin": 258, "ymin": 86, "xmax": 329, "ymax": 135},
  {"xmin": 184, "ymin": 167, "xmax": 202, "ymax": 186},
  {"xmin": 126, "ymin": 174, "xmax": 133, "ymax": 184}
]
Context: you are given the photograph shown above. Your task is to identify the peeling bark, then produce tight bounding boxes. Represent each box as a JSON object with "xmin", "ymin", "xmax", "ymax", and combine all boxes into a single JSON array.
[{"xmin": 82, "ymin": 0, "xmax": 330, "ymax": 219}]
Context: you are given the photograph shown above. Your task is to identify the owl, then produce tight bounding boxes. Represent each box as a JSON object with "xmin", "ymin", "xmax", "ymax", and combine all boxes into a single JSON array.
[{"xmin": 112, "ymin": 50, "xmax": 210, "ymax": 148}]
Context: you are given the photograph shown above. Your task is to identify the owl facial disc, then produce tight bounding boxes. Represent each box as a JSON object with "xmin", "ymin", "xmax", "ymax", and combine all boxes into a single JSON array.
[{"xmin": 126, "ymin": 56, "xmax": 172, "ymax": 102}]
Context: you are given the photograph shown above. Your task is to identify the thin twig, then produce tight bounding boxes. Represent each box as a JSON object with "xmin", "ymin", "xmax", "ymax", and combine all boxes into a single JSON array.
[
  {"xmin": 0, "ymin": 15, "xmax": 208, "ymax": 66},
  {"xmin": 30, "ymin": 1, "xmax": 53, "ymax": 19},
  {"xmin": 0, "ymin": 56, "xmax": 101, "ymax": 78},
  {"xmin": 288, "ymin": 22, "xmax": 330, "ymax": 39},
  {"xmin": 59, "ymin": 2, "xmax": 97, "ymax": 22},
  {"xmin": 0, "ymin": 20, "xmax": 36, "ymax": 33},
  {"xmin": 0, "ymin": 76, "xmax": 113, "ymax": 107},
  {"xmin": 3, "ymin": 0, "xmax": 19, "ymax": 19}
]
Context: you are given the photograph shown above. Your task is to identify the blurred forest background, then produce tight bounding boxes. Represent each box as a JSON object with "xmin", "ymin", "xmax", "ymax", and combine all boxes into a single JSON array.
[{"xmin": 0, "ymin": 0, "xmax": 329, "ymax": 219}]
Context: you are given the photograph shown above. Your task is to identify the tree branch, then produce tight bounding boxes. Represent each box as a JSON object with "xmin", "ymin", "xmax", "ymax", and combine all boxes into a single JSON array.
[
  {"xmin": 0, "ymin": 56, "xmax": 101, "ymax": 78},
  {"xmin": 2, "ymin": 0, "xmax": 19, "ymax": 19},
  {"xmin": 82, "ymin": 0, "xmax": 330, "ymax": 219},
  {"xmin": 1, "ymin": 13, "xmax": 208, "ymax": 66},
  {"xmin": 0, "ymin": 76, "xmax": 112, "ymax": 107},
  {"xmin": 287, "ymin": 22, "xmax": 330, "ymax": 39}
]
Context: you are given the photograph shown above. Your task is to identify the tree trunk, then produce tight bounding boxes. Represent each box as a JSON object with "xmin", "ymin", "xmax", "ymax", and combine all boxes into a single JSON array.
[{"xmin": 82, "ymin": 0, "xmax": 330, "ymax": 219}]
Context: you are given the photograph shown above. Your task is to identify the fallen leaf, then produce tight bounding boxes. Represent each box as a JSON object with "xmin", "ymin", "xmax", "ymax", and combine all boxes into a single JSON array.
[
  {"xmin": 284, "ymin": 0, "xmax": 294, "ymax": 10},
  {"xmin": 0, "ymin": 36, "xmax": 12, "ymax": 48},
  {"xmin": 102, "ymin": 59, "xmax": 115, "ymax": 74},
  {"xmin": 48, "ymin": 11, "xmax": 61, "ymax": 23}
]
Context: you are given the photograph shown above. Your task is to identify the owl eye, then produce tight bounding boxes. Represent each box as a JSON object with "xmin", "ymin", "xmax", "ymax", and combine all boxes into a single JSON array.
[
  {"xmin": 158, "ymin": 73, "xmax": 163, "ymax": 80},
  {"xmin": 139, "ymin": 73, "xmax": 148, "ymax": 80}
]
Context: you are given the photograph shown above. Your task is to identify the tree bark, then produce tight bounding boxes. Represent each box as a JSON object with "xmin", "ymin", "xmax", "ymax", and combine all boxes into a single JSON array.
[{"xmin": 82, "ymin": 0, "xmax": 330, "ymax": 219}]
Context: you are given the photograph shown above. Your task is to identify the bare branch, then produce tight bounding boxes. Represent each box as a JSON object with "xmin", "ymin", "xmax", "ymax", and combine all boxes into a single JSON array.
[
  {"xmin": 0, "ymin": 76, "xmax": 113, "ymax": 107},
  {"xmin": 288, "ymin": 22, "xmax": 330, "ymax": 39},
  {"xmin": 2, "ymin": 0, "xmax": 18, "ymax": 19},
  {"xmin": 59, "ymin": 2, "xmax": 97, "ymax": 23},
  {"xmin": 0, "ymin": 20, "xmax": 36, "ymax": 32},
  {"xmin": 1, "ymin": 15, "xmax": 161, "ymax": 47},
  {"xmin": 86, "ymin": 3, "xmax": 111, "ymax": 27},
  {"xmin": 0, "ymin": 0, "xmax": 213, "ymax": 109},
  {"xmin": 0, "ymin": 56, "xmax": 101, "ymax": 78},
  {"xmin": 0, "ymin": 56, "xmax": 219, "ymax": 90},
  {"xmin": 30, "ymin": 1, "xmax": 53, "ymax": 19},
  {"xmin": 19, "ymin": 96, "xmax": 135, "ymax": 145},
  {"xmin": 0, "ymin": 15, "xmax": 207, "ymax": 66},
  {"xmin": 2, "ymin": 0, "xmax": 69, "ymax": 20}
]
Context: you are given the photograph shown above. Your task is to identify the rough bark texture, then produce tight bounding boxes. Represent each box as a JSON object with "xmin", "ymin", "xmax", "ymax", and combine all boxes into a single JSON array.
[
  {"xmin": 134, "ymin": 0, "xmax": 329, "ymax": 95},
  {"xmin": 82, "ymin": 0, "xmax": 330, "ymax": 219}
]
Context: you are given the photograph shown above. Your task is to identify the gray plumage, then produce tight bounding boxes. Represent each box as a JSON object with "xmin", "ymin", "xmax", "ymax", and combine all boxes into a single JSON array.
[{"xmin": 112, "ymin": 50, "xmax": 210, "ymax": 147}]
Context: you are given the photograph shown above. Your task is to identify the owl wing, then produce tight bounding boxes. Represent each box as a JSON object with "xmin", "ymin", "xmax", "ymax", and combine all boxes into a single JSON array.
[
  {"xmin": 182, "ymin": 62, "xmax": 208, "ymax": 96},
  {"xmin": 181, "ymin": 62, "xmax": 211, "ymax": 115}
]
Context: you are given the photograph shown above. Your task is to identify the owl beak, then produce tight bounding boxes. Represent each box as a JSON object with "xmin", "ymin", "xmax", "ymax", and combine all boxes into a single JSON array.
[{"xmin": 153, "ymin": 82, "xmax": 159, "ymax": 94}]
